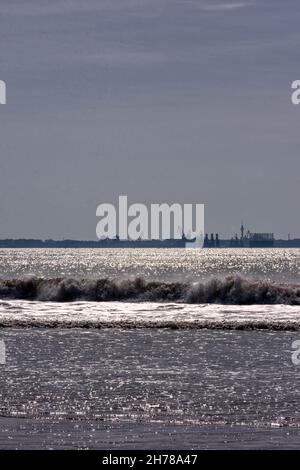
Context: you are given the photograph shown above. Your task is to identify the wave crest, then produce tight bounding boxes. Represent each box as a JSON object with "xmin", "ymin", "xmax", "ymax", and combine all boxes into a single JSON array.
[{"xmin": 0, "ymin": 276, "xmax": 300, "ymax": 305}]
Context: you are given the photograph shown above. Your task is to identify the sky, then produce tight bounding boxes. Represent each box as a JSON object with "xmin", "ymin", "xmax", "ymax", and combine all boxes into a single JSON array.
[{"xmin": 0, "ymin": 0, "xmax": 300, "ymax": 239}]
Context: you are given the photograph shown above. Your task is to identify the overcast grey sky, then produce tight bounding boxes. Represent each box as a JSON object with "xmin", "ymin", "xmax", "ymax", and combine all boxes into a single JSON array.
[{"xmin": 0, "ymin": 0, "xmax": 299, "ymax": 239}]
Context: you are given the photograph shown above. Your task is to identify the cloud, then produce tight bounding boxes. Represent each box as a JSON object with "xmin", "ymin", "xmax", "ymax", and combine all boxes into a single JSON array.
[
  {"xmin": 200, "ymin": 2, "xmax": 251, "ymax": 12},
  {"xmin": 73, "ymin": 50, "xmax": 170, "ymax": 67},
  {"xmin": 0, "ymin": 0, "xmax": 164, "ymax": 17}
]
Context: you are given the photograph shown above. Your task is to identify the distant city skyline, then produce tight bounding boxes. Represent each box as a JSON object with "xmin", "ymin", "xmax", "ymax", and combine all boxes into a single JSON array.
[{"xmin": 1, "ymin": 0, "xmax": 300, "ymax": 239}]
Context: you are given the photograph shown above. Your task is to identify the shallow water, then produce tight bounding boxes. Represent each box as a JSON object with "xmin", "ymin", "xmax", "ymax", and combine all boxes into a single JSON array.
[{"xmin": 0, "ymin": 329, "xmax": 299, "ymax": 438}]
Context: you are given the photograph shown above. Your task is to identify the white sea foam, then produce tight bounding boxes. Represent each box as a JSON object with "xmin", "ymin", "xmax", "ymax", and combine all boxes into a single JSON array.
[{"xmin": 0, "ymin": 300, "xmax": 299, "ymax": 330}]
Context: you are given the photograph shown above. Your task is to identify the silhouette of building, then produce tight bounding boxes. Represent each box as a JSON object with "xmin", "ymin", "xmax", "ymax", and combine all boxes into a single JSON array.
[{"xmin": 249, "ymin": 233, "xmax": 274, "ymax": 248}]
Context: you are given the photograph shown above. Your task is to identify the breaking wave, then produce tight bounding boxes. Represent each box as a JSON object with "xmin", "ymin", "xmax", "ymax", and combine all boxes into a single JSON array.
[{"xmin": 0, "ymin": 275, "xmax": 300, "ymax": 305}]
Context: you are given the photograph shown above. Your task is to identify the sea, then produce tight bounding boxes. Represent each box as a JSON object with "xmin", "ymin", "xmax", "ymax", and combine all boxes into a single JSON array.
[{"xmin": 0, "ymin": 248, "xmax": 299, "ymax": 449}]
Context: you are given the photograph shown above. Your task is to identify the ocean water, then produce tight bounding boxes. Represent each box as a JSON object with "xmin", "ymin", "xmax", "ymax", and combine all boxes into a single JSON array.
[{"xmin": 0, "ymin": 248, "xmax": 300, "ymax": 449}]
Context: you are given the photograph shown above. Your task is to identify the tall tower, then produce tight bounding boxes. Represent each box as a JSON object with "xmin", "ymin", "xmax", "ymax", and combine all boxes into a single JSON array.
[{"xmin": 240, "ymin": 220, "xmax": 244, "ymax": 241}]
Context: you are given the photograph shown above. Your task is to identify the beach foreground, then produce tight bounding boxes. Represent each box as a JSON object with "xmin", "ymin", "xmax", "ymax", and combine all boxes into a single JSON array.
[{"xmin": 0, "ymin": 417, "xmax": 299, "ymax": 450}]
